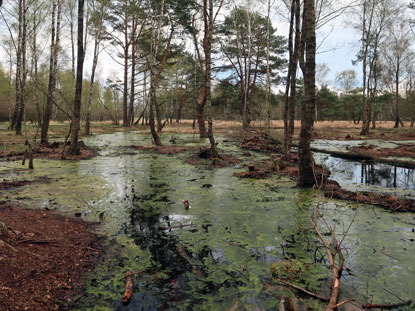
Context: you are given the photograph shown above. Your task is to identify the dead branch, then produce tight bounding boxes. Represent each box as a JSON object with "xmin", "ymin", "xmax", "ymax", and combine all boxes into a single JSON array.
[
  {"xmin": 381, "ymin": 286, "xmax": 406, "ymax": 302},
  {"xmin": 373, "ymin": 248, "xmax": 400, "ymax": 261},
  {"xmin": 334, "ymin": 298, "xmax": 356, "ymax": 308},
  {"xmin": 162, "ymin": 224, "xmax": 194, "ymax": 230},
  {"xmin": 298, "ymin": 193, "xmax": 348, "ymax": 311},
  {"xmin": 272, "ymin": 276, "xmax": 329, "ymax": 302},
  {"xmin": 61, "ymin": 121, "xmax": 73, "ymax": 159},
  {"xmin": 122, "ymin": 271, "xmax": 133, "ymax": 304},
  {"xmin": 0, "ymin": 239, "xmax": 19, "ymax": 253},
  {"xmin": 362, "ymin": 299, "xmax": 413, "ymax": 309},
  {"xmin": 17, "ymin": 239, "xmax": 58, "ymax": 244}
]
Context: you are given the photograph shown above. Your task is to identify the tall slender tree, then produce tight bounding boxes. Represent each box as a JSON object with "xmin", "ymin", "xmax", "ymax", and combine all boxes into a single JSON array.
[
  {"xmin": 10, "ymin": 0, "xmax": 28, "ymax": 135},
  {"xmin": 297, "ymin": 0, "xmax": 316, "ymax": 187},
  {"xmin": 283, "ymin": 0, "xmax": 300, "ymax": 151},
  {"xmin": 84, "ymin": 0, "xmax": 109, "ymax": 135},
  {"xmin": 68, "ymin": 0, "xmax": 85, "ymax": 155},
  {"xmin": 381, "ymin": 20, "xmax": 412, "ymax": 128},
  {"xmin": 41, "ymin": 0, "xmax": 62, "ymax": 144},
  {"xmin": 192, "ymin": 0, "xmax": 224, "ymax": 138}
]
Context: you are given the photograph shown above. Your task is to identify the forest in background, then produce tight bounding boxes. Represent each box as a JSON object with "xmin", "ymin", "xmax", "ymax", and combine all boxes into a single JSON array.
[{"xmin": 1, "ymin": 0, "xmax": 415, "ymax": 130}]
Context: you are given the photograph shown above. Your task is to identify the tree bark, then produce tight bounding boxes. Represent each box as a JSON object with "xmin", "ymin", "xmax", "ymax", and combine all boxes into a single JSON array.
[
  {"xmin": 122, "ymin": 4, "xmax": 130, "ymax": 127},
  {"xmin": 242, "ymin": 7, "xmax": 253, "ymax": 129},
  {"xmin": 84, "ymin": 36, "xmax": 99, "ymax": 136},
  {"xmin": 15, "ymin": 0, "xmax": 27, "ymax": 135},
  {"xmin": 394, "ymin": 57, "xmax": 401, "ymax": 128},
  {"xmin": 31, "ymin": 12, "xmax": 41, "ymax": 127},
  {"xmin": 298, "ymin": 0, "xmax": 316, "ymax": 188},
  {"xmin": 360, "ymin": 0, "xmax": 375, "ymax": 135},
  {"xmin": 283, "ymin": 0, "xmax": 295, "ymax": 151},
  {"xmin": 147, "ymin": 0, "xmax": 164, "ymax": 146},
  {"xmin": 69, "ymin": 0, "xmax": 76, "ymax": 83},
  {"xmin": 289, "ymin": 0, "xmax": 300, "ymax": 149},
  {"xmin": 11, "ymin": 0, "xmax": 23, "ymax": 131},
  {"xmin": 128, "ymin": 15, "xmax": 138, "ymax": 127},
  {"xmin": 68, "ymin": 0, "xmax": 85, "ymax": 155},
  {"xmin": 196, "ymin": 85, "xmax": 208, "ymax": 138},
  {"xmin": 265, "ymin": 0, "xmax": 272, "ymax": 133},
  {"xmin": 206, "ymin": 0, "xmax": 217, "ymax": 157}
]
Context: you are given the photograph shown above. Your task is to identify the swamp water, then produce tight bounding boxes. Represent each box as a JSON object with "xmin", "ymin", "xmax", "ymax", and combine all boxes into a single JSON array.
[{"xmin": 1, "ymin": 132, "xmax": 415, "ymax": 310}]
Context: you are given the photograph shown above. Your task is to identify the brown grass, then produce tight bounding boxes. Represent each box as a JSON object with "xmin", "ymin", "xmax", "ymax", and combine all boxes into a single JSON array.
[{"xmin": 141, "ymin": 120, "xmax": 415, "ymax": 141}]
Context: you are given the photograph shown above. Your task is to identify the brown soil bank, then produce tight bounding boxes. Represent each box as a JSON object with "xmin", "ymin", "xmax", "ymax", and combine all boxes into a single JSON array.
[
  {"xmin": 0, "ymin": 142, "xmax": 97, "ymax": 161},
  {"xmin": 352, "ymin": 144, "xmax": 415, "ymax": 159},
  {"xmin": 0, "ymin": 204, "xmax": 102, "ymax": 311}
]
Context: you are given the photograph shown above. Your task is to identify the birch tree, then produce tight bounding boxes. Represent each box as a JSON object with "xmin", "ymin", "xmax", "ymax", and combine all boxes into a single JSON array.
[
  {"xmin": 10, "ymin": 0, "xmax": 28, "ymax": 135},
  {"xmin": 68, "ymin": 0, "xmax": 85, "ymax": 155},
  {"xmin": 381, "ymin": 19, "xmax": 412, "ymax": 128}
]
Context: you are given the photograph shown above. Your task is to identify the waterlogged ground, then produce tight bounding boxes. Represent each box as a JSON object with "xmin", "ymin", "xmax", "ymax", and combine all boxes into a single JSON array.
[
  {"xmin": 1, "ymin": 132, "xmax": 415, "ymax": 310},
  {"xmin": 314, "ymin": 153, "xmax": 415, "ymax": 199}
]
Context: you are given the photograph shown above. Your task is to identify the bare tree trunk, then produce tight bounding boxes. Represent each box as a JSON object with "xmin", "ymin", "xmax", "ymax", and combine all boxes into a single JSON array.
[
  {"xmin": 155, "ymin": 92, "xmax": 163, "ymax": 132},
  {"xmin": 175, "ymin": 65, "xmax": 179, "ymax": 123},
  {"xmin": 6, "ymin": 42, "xmax": 13, "ymax": 129},
  {"xmin": 242, "ymin": 4, "xmax": 252, "ymax": 129},
  {"xmin": 196, "ymin": 85, "xmax": 208, "ymax": 137},
  {"xmin": 283, "ymin": 0, "xmax": 300, "ymax": 151},
  {"xmin": 394, "ymin": 57, "xmax": 401, "ymax": 128},
  {"xmin": 147, "ymin": 0, "xmax": 164, "ymax": 145},
  {"xmin": 192, "ymin": 6, "xmax": 208, "ymax": 138},
  {"xmin": 283, "ymin": 0, "xmax": 295, "ymax": 151},
  {"xmin": 128, "ymin": 17, "xmax": 137, "ymax": 127},
  {"xmin": 11, "ymin": 0, "xmax": 23, "ymax": 131},
  {"xmin": 41, "ymin": 0, "xmax": 62, "ymax": 144},
  {"xmin": 122, "ymin": 4, "xmax": 130, "ymax": 127},
  {"xmin": 298, "ymin": 0, "xmax": 316, "ymax": 188},
  {"xmin": 68, "ymin": 0, "xmax": 85, "ymax": 155},
  {"xmin": 31, "ymin": 13, "xmax": 41, "ymax": 127},
  {"xmin": 206, "ymin": 0, "xmax": 216, "ymax": 157},
  {"xmin": 15, "ymin": 0, "xmax": 28, "ymax": 135},
  {"xmin": 360, "ymin": 0, "xmax": 375, "ymax": 135},
  {"xmin": 69, "ymin": 0, "xmax": 76, "ymax": 83},
  {"xmin": 288, "ymin": 0, "xmax": 300, "ymax": 150},
  {"xmin": 265, "ymin": 0, "xmax": 272, "ymax": 133},
  {"xmin": 84, "ymin": 36, "xmax": 99, "ymax": 136}
]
